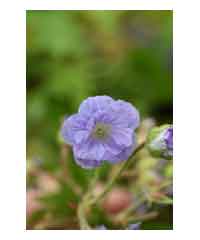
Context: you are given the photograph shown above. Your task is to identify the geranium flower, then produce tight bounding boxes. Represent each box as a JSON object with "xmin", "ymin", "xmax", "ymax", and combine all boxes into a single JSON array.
[{"xmin": 61, "ymin": 96, "xmax": 140, "ymax": 168}]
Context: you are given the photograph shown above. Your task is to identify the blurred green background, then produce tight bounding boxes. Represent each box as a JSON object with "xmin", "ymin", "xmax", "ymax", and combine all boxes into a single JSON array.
[
  {"xmin": 26, "ymin": 10, "xmax": 173, "ymax": 229},
  {"xmin": 27, "ymin": 10, "xmax": 172, "ymax": 170}
]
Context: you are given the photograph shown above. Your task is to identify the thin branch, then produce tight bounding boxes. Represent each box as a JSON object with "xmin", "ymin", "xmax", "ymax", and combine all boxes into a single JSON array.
[{"xmin": 91, "ymin": 141, "xmax": 146, "ymax": 205}]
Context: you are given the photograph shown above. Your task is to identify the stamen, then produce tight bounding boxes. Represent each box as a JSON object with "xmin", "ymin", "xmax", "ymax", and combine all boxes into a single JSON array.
[{"xmin": 92, "ymin": 123, "xmax": 111, "ymax": 139}]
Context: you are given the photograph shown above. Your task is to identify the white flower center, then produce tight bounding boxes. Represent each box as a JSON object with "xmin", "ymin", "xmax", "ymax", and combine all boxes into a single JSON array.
[{"xmin": 92, "ymin": 123, "xmax": 111, "ymax": 139}]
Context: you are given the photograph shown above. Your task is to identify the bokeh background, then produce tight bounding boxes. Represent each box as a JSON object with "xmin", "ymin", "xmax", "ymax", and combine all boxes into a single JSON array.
[{"xmin": 26, "ymin": 10, "xmax": 173, "ymax": 230}]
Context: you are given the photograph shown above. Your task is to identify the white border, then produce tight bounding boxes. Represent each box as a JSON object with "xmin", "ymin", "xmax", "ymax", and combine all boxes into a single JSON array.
[
  {"xmin": 25, "ymin": 0, "xmax": 173, "ymax": 10},
  {"xmin": 1, "ymin": 0, "xmax": 200, "ymax": 239}
]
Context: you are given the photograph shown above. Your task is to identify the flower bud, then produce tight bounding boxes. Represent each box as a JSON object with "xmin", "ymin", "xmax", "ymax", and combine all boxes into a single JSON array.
[
  {"xmin": 102, "ymin": 187, "xmax": 133, "ymax": 215},
  {"xmin": 147, "ymin": 125, "xmax": 173, "ymax": 160}
]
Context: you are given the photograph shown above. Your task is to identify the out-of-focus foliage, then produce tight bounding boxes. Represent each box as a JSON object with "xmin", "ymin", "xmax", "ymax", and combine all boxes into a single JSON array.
[{"xmin": 26, "ymin": 10, "xmax": 173, "ymax": 230}]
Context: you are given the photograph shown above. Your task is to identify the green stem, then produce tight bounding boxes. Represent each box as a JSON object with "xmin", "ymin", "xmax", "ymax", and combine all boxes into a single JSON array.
[
  {"xmin": 77, "ymin": 200, "xmax": 91, "ymax": 229},
  {"xmin": 77, "ymin": 168, "xmax": 100, "ymax": 229},
  {"xmin": 127, "ymin": 211, "xmax": 158, "ymax": 223},
  {"xmin": 77, "ymin": 141, "xmax": 145, "ymax": 229},
  {"xmin": 91, "ymin": 141, "xmax": 145, "ymax": 205}
]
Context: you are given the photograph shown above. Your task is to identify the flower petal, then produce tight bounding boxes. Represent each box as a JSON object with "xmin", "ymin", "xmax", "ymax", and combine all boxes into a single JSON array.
[
  {"xmin": 111, "ymin": 128, "xmax": 134, "ymax": 147},
  {"xmin": 73, "ymin": 139, "xmax": 106, "ymax": 161},
  {"xmin": 74, "ymin": 130, "xmax": 90, "ymax": 144},
  {"xmin": 110, "ymin": 100, "xmax": 140, "ymax": 129},
  {"xmin": 105, "ymin": 134, "xmax": 136, "ymax": 163},
  {"xmin": 78, "ymin": 96, "xmax": 114, "ymax": 118},
  {"xmin": 61, "ymin": 114, "xmax": 90, "ymax": 145},
  {"xmin": 107, "ymin": 144, "xmax": 135, "ymax": 164},
  {"xmin": 103, "ymin": 137, "xmax": 123, "ymax": 155},
  {"xmin": 74, "ymin": 157, "xmax": 102, "ymax": 169}
]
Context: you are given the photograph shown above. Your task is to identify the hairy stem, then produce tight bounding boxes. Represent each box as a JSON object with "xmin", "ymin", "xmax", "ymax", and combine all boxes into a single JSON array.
[{"xmin": 91, "ymin": 141, "xmax": 145, "ymax": 205}]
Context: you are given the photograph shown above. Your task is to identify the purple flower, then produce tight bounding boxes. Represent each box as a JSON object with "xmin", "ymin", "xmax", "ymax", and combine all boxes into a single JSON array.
[
  {"xmin": 164, "ymin": 127, "xmax": 173, "ymax": 151},
  {"xmin": 147, "ymin": 125, "xmax": 173, "ymax": 160},
  {"xmin": 61, "ymin": 96, "xmax": 140, "ymax": 169}
]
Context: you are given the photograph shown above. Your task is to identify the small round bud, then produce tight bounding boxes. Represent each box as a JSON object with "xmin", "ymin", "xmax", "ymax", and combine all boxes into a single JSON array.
[
  {"xmin": 102, "ymin": 187, "xmax": 133, "ymax": 215},
  {"xmin": 147, "ymin": 124, "xmax": 173, "ymax": 160}
]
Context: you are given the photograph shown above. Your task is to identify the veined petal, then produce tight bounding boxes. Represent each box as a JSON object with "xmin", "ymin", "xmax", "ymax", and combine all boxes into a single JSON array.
[
  {"xmin": 61, "ymin": 114, "xmax": 88, "ymax": 145},
  {"xmin": 74, "ymin": 130, "xmax": 90, "ymax": 144},
  {"xmin": 106, "ymin": 137, "xmax": 136, "ymax": 164},
  {"xmin": 110, "ymin": 100, "xmax": 140, "ymax": 129},
  {"xmin": 73, "ymin": 139, "xmax": 106, "ymax": 161},
  {"xmin": 103, "ymin": 137, "xmax": 123, "ymax": 155},
  {"xmin": 111, "ymin": 128, "xmax": 134, "ymax": 147},
  {"xmin": 78, "ymin": 96, "xmax": 114, "ymax": 118},
  {"xmin": 74, "ymin": 157, "xmax": 102, "ymax": 169}
]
